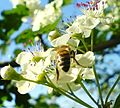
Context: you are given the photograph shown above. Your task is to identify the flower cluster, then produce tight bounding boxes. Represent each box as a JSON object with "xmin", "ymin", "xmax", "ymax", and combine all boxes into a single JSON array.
[
  {"xmin": 10, "ymin": 0, "xmax": 41, "ymax": 12},
  {"xmin": 0, "ymin": 0, "xmax": 109, "ymax": 94},
  {"xmin": 0, "ymin": 45, "xmax": 95, "ymax": 94},
  {"xmin": 10, "ymin": 0, "xmax": 63, "ymax": 31},
  {"xmin": 32, "ymin": 0, "xmax": 62, "ymax": 31}
]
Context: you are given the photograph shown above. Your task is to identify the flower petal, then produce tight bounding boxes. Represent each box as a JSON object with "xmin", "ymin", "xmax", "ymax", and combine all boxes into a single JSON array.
[
  {"xmin": 16, "ymin": 80, "xmax": 36, "ymax": 94},
  {"xmin": 76, "ymin": 51, "xmax": 95, "ymax": 67},
  {"xmin": 80, "ymin": 68, "xmax": 95, "ymax": 79},
  {"xmin": 16, "ymin": 52, "xmax": 33, "ymax": 65},
  {"xmin": 67, "ymin": 38, "xmax": 80, "ymax": 50},
  {"xmin": 51, "ymin": 34, "xmax": 70, "ymax": 47}
]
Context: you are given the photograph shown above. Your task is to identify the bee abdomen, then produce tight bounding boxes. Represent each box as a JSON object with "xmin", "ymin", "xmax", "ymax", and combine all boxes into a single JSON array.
[
  {"xmin": 62, "ymin": 64, "xmax": 70, "ymax": 72},
  {"xmin": 57, "ymin": 48, "xmax": 71, "ymax": 72},
  {"xmin": 59, "ymin": 56, "xmax": 70, "ymax": 72}
]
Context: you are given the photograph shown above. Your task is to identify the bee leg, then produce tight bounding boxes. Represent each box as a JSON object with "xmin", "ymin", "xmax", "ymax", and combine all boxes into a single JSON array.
[
  {"xmin": 70, "ymin": 50, "xmax": 80, "ymax": 65},
  {"xmin": 56, "ymin": 67, "xmax": 59, "ymax": 80},
  {"xmin": 70, "ymin": 50, "xmax": 86, "ymax": 68}
]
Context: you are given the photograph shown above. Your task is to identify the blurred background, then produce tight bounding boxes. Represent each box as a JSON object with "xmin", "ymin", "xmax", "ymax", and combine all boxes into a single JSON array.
[{"xmin": 0, "ymin": 0, "xmax": 120, "ymax": 108}]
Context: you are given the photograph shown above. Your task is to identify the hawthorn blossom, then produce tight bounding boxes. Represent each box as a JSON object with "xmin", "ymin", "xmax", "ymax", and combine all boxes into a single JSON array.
[
  {"xmin": 48, "ymin": 68, "xmax": 81, "ymax": 92},
  {"xmin": 76, "ymin": 0, "xmax": 107, "ymax": 17},
  {"xmin": 32, "ymin": 0, "xmax": 63, "ymax": 31},
  {"xmin": 15, "ymin": 49, "xmax": 53, "ymax": 94},
  {"xmin": 64, "ymin": 0, "xmax": 108, "ymax": 38},
  {"xmin": 66, "ymin": 15, "xmax": 100, "ymax": 38},
  {"xmin": 10, "ymin": 0, "xmax": 41, "ymax": 12},
  {"xmin": 48, "ymin": 50, "xmax": 95, "ymax": 92},
  {"xmin": 0, "ymin": 46, "xmax": 95, "ymax": 94},
  {"xmin": 48, "ymin": 30, "xmax": 80, "ymax": 49}
]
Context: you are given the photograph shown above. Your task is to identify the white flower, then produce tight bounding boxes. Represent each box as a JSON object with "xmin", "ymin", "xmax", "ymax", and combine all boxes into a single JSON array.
[
  {"xmin": 80, "ymin": 68, "xmax": 94, "ymax": 80},
  {"xmin": 48, "ymin": 50, "xmax": 95, "ymax": 92},
  {"xmin": 25, "ymin": 0, "xmax": 41, "ymax": 13},
  {"xmin": 75, "ymin": 51, "xmax": 95, "ymax": 67},
  {"xmin": 32, "ymin": 0, "xmax": 62, "ymax": 31},
  {"xmin": 81, "ymin": 0, "xmax": 107, "ymax": 18},
  {"xmin": 0, "ymin": 65, "xmax": 23, "ymax": 80},
  {"xmin": 48, "ymin": 67, "xmax": 81, "ymax": 92},
  {"xmin": 10, "ymin": 0, "xmax": 41, "ymax": 12},
  {"xmin": 16, "ymin": 71, "xmax": 37, "ymax": 94},
  {"xmin": 50, "ymin": 34, "xmax": 70, "ymax": 47},
  {"xmin": 49, "ymin": 32, "xmax": 80, "ymax": 49},
  {"xmin": 54, "ymin": 0, "xmax": 63, "ymax": 8},
  {"xmin": 15, "ymin": 49, "xmax": 53, "ymax": 94},
  {"xmin": 66, "ymin": 15, "xmax": 100, "ymax": 38},
  {"xmin": 75, "ymin": 51, "xmax": 95, "ymax": 80}
]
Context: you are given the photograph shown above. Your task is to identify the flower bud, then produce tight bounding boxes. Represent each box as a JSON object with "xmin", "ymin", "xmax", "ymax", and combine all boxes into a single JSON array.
[
  {"xmin": 0, "ymin": 65, "xmax": 24, "ymax": 81},
  {"xmin": 48, "ymin": 30, "xmax": 61, "ymax": 41},
  {"xmin": 37, "ymin": 73, "xmax": 46, "ymax": 83}
]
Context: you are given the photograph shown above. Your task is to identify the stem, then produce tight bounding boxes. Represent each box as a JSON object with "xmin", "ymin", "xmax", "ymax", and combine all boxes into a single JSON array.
[
  {"xmin": 91, "ymin": 32, "xmax": 93, "ymax": 51},
  {"xmin": 77, "ymin": 46, "xmax": 85, "ymax": 53},
  {"xmin": 105, "ymin": 75, "xmax": 120, "ymax": 104},
  {"xmin": 23, "ymin": 78, "xmax": 49, "ymax": 86},
  {"xmin": 79, "ymin": 81, "xmax": 98, "ymax": 106},
  {"xmin": 93, "ymin": 65, "xmax": 104, "ymax": 107},
  {"xmin": 57, "ymin": 87, "xmax": 94, "ymax": 108},
  {"xmin": 45, "ymin": 74, "xmax": 94, "ymax": 108},
  {"xmin": 80, "ymin": 38, "xmax": 88, "ymax": 51}
]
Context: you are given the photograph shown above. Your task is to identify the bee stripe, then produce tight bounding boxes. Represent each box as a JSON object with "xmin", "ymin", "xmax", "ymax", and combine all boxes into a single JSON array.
[
  {"xmin": 62, "ymin": 65, "xmax": 70, "ymax": 72},
  {"xmin": 59, "ymin": 60, "xmax": 70, "ymax": 66},
  {"xmin": 57, "ymin": 50, "xmax": 70, "ymax": 56}
]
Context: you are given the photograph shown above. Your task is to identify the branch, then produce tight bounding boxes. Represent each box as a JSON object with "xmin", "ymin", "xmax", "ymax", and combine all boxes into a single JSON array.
[
  {"xmin": 93, "ymin": 37, "xmax": 120, "ymax": 51},
  {"xmin": 0, "ymin": 61, "xmax": 19, "ymax": 68},
  {"xmin": 101, "ymin": 71, "xmax": 120, "ymax": 86}
]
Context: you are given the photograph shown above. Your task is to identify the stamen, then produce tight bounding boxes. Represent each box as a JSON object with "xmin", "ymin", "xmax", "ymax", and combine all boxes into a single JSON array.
[
  {"xmin": 35, "ymin": 41, "xmax": 40, "ymax": 51},
  {"xmin": 28, "ymin": 48, "xmax": 34, "ymax": 56},
  {"xmin": 39, "ymin": 39, "xmax": 44, "ymax": 52},
  {"xmin": 76, "ymin": 2, "xmax": 81, "ymax": 8}
]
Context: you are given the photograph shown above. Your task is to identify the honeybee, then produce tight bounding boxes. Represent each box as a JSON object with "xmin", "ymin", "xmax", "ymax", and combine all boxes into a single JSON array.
[{"xmin": 54, "ymin": 45, "xmax": 80, "ymax": 80}]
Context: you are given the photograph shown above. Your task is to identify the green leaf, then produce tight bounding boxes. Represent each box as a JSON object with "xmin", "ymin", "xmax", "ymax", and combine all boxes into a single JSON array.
[
  {"xmin": 63, "ymin": 0, "xmax": 73, "ymax": 6},
  {"xmin": 113, "ymin": 94, "xmax": 120, "ymax": 108},
  {"xmin": 35, "ymin": 16, "xmax": 61, "ymax": 34},
  {"xmin": 0, "ymin": 5, "xmax": 29, "ymax": 41},
  {"xmin": 1, "ymin": 5, "xmax": 29, "ymax": 31},
  {"xmin": 49, "ymin": 104, "xmax": 60, "ymax": 108},
  {"xmin": 15, "ymin": 29, "xmax": 34, "ymax": 45},
  {"xmin": 0, "ymin": 43, "xmax": 8, "ymax": 55},
  {"xmin": 14, "ymin": 49, "xmax": 22, "ymax": 57}
]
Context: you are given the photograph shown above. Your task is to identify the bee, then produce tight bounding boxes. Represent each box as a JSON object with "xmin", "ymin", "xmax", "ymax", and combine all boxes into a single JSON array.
[{"xmin": 54, "ymin": 45, "xmax": 80, "ymax": 80}]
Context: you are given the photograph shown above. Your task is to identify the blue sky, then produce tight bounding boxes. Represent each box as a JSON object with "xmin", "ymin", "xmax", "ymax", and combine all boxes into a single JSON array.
[{"xmin": 1, "ymin": 0, "xmax": 120, "ymax": 108}]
